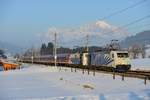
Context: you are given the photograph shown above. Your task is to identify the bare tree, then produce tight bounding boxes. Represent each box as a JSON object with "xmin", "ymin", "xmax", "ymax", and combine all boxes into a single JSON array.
[
  {"xmin": 129, "ymin": 44, "xmax": 145, "ymax": 59},
  {"xmin": 141, "ymin": 44, "xmax": 146, "ymax": 58}
]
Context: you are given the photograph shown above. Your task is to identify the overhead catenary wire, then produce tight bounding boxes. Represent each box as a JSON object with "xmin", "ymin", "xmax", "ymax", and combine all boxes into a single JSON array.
[
  {"xmin": 81, "ymin": 0, "xmax": 148, "ymax": 47},
  {"xmin": 124, "ymin": 23, "xmax": 150, "ymax": 30},
  {"xmin": 82, "ymin": 15, "xmax": 150, "ymax": 47},
  {"xmin": 100, "ymin": 0, "xmax": 147, "ymax": 20},
  {"xmin": 49, "ymin": 0, "xmax": 148, "ymax": 48},
  {"xmin": 102, "ymin": 14, "xmax": 150, "ymax": 35},
  {"xmin": 54, "ymin": 14, "xmax": 150, "ymax": 49},
  {"xmin": 121, "ymin": 14, "xmax": 150, "ymax": 28},
  {"xmin": 124, "ymin": 23, "xmax": 150, "ymax": 36}
]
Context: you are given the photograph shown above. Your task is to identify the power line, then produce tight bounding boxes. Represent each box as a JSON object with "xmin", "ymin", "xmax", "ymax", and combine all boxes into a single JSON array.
[
  {"xmin": 104, "ymin": 14, "xmax": 150, "ymax": 34},
  {"xmin": 84, "ymin": 15, "xmax": 150, "ymax": 47},
  {"xmin": 100, "ymin": 0, "xmax": 147, "ymax": 20},
  {"xmin": 125, "ymin": 23, "xmax": 150, "ymax": 30},
  {"xmin": 122, "ymin": 14, "xmax": 150, "ymax": 28},
  {"xmin": 50, "ymin": 0, "xmax": 148, "ymax": 48},
  {"xmin": 53, "ymin": 14, "xmax": 150, "ymax": 48}
]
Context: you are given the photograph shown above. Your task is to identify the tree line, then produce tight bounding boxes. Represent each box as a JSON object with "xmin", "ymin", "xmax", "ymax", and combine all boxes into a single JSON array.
[
  {"xmin": 0, "ymin": 49, "xmax": 7, "ymax": 59},
  {"xmin": 40, "ymin": 42, "xmax": 105, "ymax": 55},
  {"xmin": 40, "ymin": 42, "xmax": 54, "ymax": 55}
]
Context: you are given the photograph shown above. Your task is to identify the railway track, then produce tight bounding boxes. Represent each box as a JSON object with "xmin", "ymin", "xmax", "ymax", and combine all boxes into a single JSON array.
[
  {"xmin": 62, "ymin": 64, "xmax": 150, "ymax": 80},
  {"xmin": 20, "ymin": 61, "xmax": 150, "ymax": 80},
  {"xmin": 126, "ymin": 70, "xmax": 150, "ymax": 79}
]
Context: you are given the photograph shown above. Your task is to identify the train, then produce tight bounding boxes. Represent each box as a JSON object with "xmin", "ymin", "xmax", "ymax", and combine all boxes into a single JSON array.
[
  {"xmin": 20, "ymin": 50, "xmax": 131, "ymax": 72},
  {"xmin": 81, "ymin": 50, "xmax": 131, "ymax": 71}
]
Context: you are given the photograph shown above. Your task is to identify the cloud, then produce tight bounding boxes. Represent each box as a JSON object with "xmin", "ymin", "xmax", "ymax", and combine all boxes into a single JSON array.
[
  {"xmin": 38, "ymin": 20, "xmax": 130, "ymax": 47},
  {"xmin": 96, "ymin": 21, "xmax": 112, "ymax": 29}
]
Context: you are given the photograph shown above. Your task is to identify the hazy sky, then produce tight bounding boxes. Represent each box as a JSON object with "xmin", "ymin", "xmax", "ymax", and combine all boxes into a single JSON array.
[{"xmin": 0, "ymin": 0, "xmax": 150, "ymax": 48}]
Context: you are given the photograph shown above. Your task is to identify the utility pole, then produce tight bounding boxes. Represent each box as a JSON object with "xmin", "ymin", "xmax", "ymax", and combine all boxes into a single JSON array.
[
  {"xmin": 31, "ymin": 47, "xmax": 34, "ymax": 64},
  {"xmin": 54, "ymin": 33, "xmax": 57, "ymax": 67},
  {"xmin": 86, "ymin": 34, "xmax": 89, "ymax": 52}
]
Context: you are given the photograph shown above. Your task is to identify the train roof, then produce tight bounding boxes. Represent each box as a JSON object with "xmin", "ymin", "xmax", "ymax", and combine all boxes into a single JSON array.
[
  {"xmin": 40, "ymin": 53, "xmax": 71, "ymax": 58},
  {"xmin": 90, "ymin": 50, "xmax": 128, "ymax": 54},
  {"xmin": 23, "ymin": 53, "xmax": 80, "ymax": 59},
  {"xmin": 111, "ymin": 50, "xmax": 128, "ymax": 53}
]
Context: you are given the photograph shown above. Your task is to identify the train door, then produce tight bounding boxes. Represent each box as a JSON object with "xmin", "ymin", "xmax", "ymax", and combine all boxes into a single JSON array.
[{"xmin": 110, "ymin": 51, "xmax": 117, "ymax": 68}]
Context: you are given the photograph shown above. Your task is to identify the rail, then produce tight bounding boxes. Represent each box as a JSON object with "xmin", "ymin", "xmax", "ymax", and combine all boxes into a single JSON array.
[{"xmin": 20, "ymin": 60, "xmax": 150, "ymax": 84}]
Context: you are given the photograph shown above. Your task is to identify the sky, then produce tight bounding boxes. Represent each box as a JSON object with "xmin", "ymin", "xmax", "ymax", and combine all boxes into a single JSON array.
[{"xmin": 0, "ymin": 0, "xmax": 150, "ymax": 48}]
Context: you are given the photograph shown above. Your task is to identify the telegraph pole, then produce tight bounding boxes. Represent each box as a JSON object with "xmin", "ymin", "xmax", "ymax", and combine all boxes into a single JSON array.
[
  {"xmin": 86, "ymin": 34, "xmax": 89, "ymax": 52},
  {"xmin": 31, "ymin": 47, "xmax": 34, "ymax": 64},
  {"xmin": 54, "ymin": 33, "xmax": 57, "ymax": 67}
]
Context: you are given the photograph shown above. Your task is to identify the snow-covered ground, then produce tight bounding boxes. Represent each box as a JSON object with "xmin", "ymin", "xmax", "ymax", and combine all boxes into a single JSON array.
[
  {"xmin": 131, "ymin": 58, "xmax": 150, "ymax": 70},
  {"xmin": 0, "ymin": 64, "xmax": 150, "ymax": 100}
]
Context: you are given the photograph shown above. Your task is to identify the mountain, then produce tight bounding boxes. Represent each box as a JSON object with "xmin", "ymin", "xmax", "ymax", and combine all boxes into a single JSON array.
[
  {"xmin": 46, "ymin": 20, "xmax": 128, "ymax": 47},
  {"xmin": 0, "ymin": 41, "xmax": 24, "ymax": 55},
  {"xmin": 121, "ymin": 30, "xmax": 150, "ymax": 48}
]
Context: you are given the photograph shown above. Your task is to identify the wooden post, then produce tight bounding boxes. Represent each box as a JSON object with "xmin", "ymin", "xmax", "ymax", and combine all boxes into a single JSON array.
[
  {"xmin": 122, "ymin": 74, "xmax": 124, "ymax": 81},
  {"xmin": 93, "ymin": 68, "xmax": 95, "ymax": 76},
  {"xmin": 59, "ymin": 66, "xmax": 61, "ymax": 71},
  {"xmin": 144, "ymin": 77, "xmax": 147, "ymax": 85},
  {"xmin": 113, "ymin": 72, "xmax": 115, "ymax": 79},
  {"xmin": 82, "ymin": 68, "xmax": 84, "ymax": 74},
  {"xmin": 71, "ymin": 67, "xmax": 73, "ymax": 72},
  {"xmin": 75, "ymin": 67, "xmax": 76, "ymax": 72},
  {"xmin": 88, "ymin": 68, "xmax": 90, "ymax": 75}
]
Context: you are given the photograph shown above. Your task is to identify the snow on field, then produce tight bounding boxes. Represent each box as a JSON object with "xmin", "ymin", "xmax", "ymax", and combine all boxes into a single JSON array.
[
  {"xmin": 0, "ymin": 64, "xmax": 150, "ymax": 100},
  {"xmin": 131, "ymin": 58, "xmax": 150, "ymax": 70}
]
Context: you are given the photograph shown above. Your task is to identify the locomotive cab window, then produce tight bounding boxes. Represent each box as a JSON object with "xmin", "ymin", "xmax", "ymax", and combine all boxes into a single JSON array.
[{"xmin": 117, "ymin": 53, "xmax": 129, "ymax": 58}]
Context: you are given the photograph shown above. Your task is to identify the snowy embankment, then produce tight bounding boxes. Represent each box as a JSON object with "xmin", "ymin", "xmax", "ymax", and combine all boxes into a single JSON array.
[
  {"xmin": 131, "ymin": 58, "xmax": 150, "ymax": 70},
  {"xmin": 0, "ymin": 64, "xmax": 150, "ymax": 100}
]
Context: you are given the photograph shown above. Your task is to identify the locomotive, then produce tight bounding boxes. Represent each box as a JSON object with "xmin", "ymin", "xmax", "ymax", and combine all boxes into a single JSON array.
[
  {"xmin": 81, "ymin": 50, "xmax": 131, "ymax": 71},
  {"xmin": 21, "ymin": 50, "xmax": 131, "ymax": 72}
]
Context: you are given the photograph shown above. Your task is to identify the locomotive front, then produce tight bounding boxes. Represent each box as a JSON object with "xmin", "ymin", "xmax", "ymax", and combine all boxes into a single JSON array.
[{"xmin": 110, "ymin": 51, "xmax": 131, "ymax": 72}]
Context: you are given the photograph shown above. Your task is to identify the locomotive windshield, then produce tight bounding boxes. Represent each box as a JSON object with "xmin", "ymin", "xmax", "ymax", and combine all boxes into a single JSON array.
[{"xmin": 117, "ymin": 53, "xmax": 129, "ymax": 58}]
